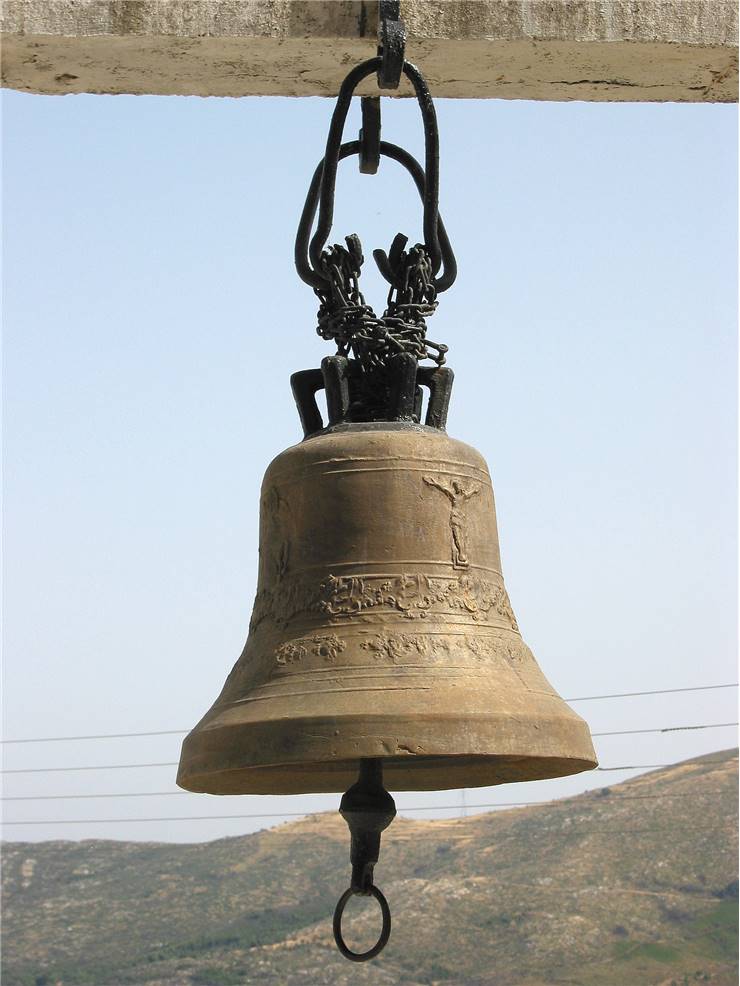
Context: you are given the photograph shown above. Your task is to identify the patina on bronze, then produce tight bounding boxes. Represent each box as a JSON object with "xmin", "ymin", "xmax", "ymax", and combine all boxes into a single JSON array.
[
  {"xmin": 177, "ymin": 407, "xmax": 597, "ymax": 795},
  {"xmin": 177, "ymin": 41, "xmax": 597, "ymax": 963}
]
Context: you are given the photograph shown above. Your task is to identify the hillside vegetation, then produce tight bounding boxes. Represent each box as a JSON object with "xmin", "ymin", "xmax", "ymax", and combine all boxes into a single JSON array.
[{"xmin": 2, "ymin": 748, "xmax": 737, "ymax": 986}]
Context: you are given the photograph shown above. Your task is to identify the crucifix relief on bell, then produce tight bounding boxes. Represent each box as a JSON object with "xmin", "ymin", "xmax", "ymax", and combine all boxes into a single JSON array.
[{"xmin": 177, "ymin": 50, "xmax": 597, "ymax": 962}]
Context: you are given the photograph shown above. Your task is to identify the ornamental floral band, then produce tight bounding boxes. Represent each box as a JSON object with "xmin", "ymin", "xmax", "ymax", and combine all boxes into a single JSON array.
[{"xmin": 250, "ymin": 571, "xmax": 519, "ymax": 633}]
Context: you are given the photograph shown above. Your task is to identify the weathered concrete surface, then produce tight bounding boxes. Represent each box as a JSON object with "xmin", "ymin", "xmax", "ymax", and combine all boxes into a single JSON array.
[{"xmin": 1, "ymin": 1, "xmax": 737, "ymax": 102}]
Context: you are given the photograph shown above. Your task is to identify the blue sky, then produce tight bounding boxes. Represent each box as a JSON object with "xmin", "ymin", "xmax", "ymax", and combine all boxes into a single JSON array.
[{"xmin": 2, "ymin": 88, "xmax": 737, "ymax": 842}]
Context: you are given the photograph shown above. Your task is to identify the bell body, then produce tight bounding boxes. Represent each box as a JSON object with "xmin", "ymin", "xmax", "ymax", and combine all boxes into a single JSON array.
[{"xmin": 178, "ymin": 422, "xmax": 597, "ymax": 795}]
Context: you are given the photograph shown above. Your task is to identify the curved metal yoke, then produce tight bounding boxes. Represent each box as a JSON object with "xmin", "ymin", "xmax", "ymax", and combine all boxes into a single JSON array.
[
  {"xmin": 294, "ymin": 57, "xmax": 457, "ymax": 294},
  {"xmin": 295, "ymin": 139, "xmax": 457, "ymax": 294}
]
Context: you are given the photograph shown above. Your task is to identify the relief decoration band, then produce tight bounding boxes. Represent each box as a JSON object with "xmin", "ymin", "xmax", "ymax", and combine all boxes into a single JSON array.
[{"xmin": 251, "ymin": 571, "xmax": 519, "ymax": 633}]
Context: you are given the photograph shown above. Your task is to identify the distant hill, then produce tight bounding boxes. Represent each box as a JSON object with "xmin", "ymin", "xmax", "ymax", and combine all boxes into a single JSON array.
[{"xmin": 2, "ymin": 748, "xmax": 737, "ymax": 986}]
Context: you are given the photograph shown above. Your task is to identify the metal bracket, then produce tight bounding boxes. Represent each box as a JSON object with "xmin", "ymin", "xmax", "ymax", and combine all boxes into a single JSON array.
[
  {"xmin": 377, "ymin": 0, "xmax": 406, "ymax": 90},
  {"xmin": 293, "ymin": 44, "xmax": 458, "ymax": 429},
  {"xmin": 358, "ymin": 1, "xmax": 406, "ymax": 174},
  {"xmin": 290, "ymin": 358, "xmax": 454, "ymax": 436},
  {"xmin": 359, "ymin": 96, "xmax": 381, "ymax": 174}
]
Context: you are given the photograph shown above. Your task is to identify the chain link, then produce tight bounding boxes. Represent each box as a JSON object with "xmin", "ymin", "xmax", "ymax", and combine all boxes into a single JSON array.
[{"xmin": 314, "ymin": 234, "xmax": 448, "ymax": 377}]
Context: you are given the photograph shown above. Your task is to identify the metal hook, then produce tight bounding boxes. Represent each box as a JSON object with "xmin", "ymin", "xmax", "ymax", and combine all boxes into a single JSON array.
[
  {"xmin": 377, "ymin": 0, "xmax": 406, "ymax": 90},
  {"xmin": 302, "ymin": 58, "xmax": 443, "ymax": 282},
  {"xmin": 359, "ymin": 2, "xmax": 406, "ymax": 177},
  {"xmin": 359, "ymin": 96, "xmax": 381, "ymax": 174}
]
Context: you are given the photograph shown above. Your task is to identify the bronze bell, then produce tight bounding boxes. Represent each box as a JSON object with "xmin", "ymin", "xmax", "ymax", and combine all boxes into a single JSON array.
[
  {"xmin": 177, "ymin": 369, "xmax": 596, "ymax": 796},
  {"xmin": 178, "ymin": 50, "xmax": 597, "ymax": 961}
]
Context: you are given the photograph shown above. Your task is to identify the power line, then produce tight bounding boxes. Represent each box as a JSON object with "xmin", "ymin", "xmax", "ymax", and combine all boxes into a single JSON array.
[
  {"xmin": 592, "ymin": 722, "xmax": 737, "ymax": 737},
  {"xmin": 597, "ymin": 761, "xmax": 733, "ymax": 771},
  {"xmin": 1, "ymin": 683, "xmax": 736, "ymax": 745},
  {"xmin": 2, "ymin": 756, "xmax": 732, "ymax": 781},
  {"xmin": 3, "ymin": 721, "xmax": 736, "ymax": 774},
  {"xmin": 567, "ymin": 683, "xmax": 738, "ymax": 702},
  {"xmin": 1, "ymin": 788, "xmax": 730, "ymax": 804},
  {"xmin": 1, "ymin": 761, "xmax": 179, "ymax": 774},
  {"xmin": 1, "ymin": 729, "xmax": 186, "ymax": 745},
  {"xmin": 0, "ymin": 758, "xmax": 728, "ymax": 801},
  {"xmin": 3, "ymin": 790, "xmax": 189, "ymax": 801},
  {"xmin": 2, "ymin": 813, "xmax": 734, "ymax": 830}
]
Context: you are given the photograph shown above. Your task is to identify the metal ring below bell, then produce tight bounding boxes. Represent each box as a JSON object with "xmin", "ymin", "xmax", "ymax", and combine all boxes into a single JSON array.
[{"xmin": 332, "ymin": 885, "xmax": 391, "ymax": 961}]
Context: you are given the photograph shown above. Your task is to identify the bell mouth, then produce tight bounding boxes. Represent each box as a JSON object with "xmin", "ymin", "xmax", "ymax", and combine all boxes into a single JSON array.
[{"xmin": 177, "ymin": 712, "xmax": 598, "ymax": 796}]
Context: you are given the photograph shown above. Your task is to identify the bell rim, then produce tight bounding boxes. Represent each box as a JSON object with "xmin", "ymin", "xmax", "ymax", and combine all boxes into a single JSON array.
[
  {"xmin": 177, "ymin": 711, "xmax": 598, "ymax": 795},
  {"xmin": 177, "ymin": 752, "xmax": 598, "ymax": 796}
]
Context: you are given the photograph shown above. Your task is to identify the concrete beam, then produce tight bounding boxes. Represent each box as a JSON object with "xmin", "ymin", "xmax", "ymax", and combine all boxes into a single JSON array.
[{"xmin": 1, "ymin": 1, "xmax": 737, "ymax": 102}]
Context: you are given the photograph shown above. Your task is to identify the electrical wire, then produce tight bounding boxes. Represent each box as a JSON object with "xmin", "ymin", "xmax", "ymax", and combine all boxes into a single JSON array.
[
  {"xmin": 1, "ymin": 683, "xmax": 736, "ymax": 745},
  {"xmin": 567, "ymin": 683, "xmax": 738, "ymax": 702},
  {"xmin": 2, "ymin": 721, "xmax": 736, "ymax": 774},
  {"xmin": 592, "ymin": 722, "xmax": 738, "ymax": 737},
  {"xmin": 1, "ymin": 789, "xmax": 731, "ymax": 804},
  {"xmin": 1, "ymin": 729, "xmax": 186, "ymax": 745},
  {"xmin": 1, "ymin": 761, "xmax": 179, "ymax": 774},
  {"xmin": 2, "ymin": 814, "xmax": 734, "ymax": 830}
]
